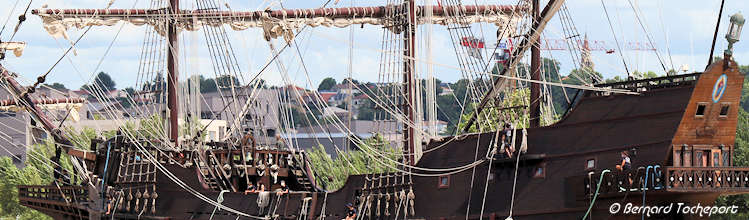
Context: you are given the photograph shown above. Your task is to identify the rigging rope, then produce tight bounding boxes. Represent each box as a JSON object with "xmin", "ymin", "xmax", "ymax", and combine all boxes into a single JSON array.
[
  {"xmin": 506, "ymin": 135, "xmax": 522, "ymax": 219},
  {"xmin": 7, "ymin": 0, "xmax": 33, "ymax": 42},
  {"xmin": 600, "ymin": 0, "xmax": 631, "ymax": 78},
  {"xmin": 478, "ymin": 128, "xmax": 501, "ymax": 219},
  {"xmin": 0, "ymin": 0, "xmax": 21, "ymax": 39},
  {"xmin": 626, "ymin": 0, "xmax": 668, "ymax": 73}
]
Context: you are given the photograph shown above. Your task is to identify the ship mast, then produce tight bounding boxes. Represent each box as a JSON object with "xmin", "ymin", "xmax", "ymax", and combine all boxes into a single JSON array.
[
  {"xmin": 462, "ymin": 0, "xmax": 565, "ymax": 132},
  {"xmin": 167, "ymin": 0, "xmax": 180, "ymax": 147},
  {"xmin": 403, "ymin": 0, "xmax": 417, "ymax": 165},
  {"xmin": 529, "ymin": 0, "xmax": 541, "ymax": 128},
  {"xmin": 32, "ymin": 2, "xmax": 521, "ymax": 157}
]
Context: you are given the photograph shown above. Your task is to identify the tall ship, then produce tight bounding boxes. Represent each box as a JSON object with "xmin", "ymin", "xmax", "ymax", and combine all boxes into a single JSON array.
[{"xmin": 0, "ymin": 0, "xmax": 747, "ymax": 219}]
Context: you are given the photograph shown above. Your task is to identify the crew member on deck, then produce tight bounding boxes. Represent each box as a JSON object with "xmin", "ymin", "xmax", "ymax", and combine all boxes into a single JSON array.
[
  {"xmin": 275, "ymin": 134, "xmax": 286, "ymax": 149},
  {"xmin": 616, "ymin": 150, "xmax": 632, "ymax": 171},
  {"xmin": 501, "ymin": 123, "xmax": 513, "ymax": 158},
  {"xmin": 616, "ymin": 150, "xmax": 633, "ymax": 186},
  {"xmin": 244, "ymin": 182, "xmax": 257, "ymax": 194},
  {"xmin": 345, "ymin": 203, "xmax": 357, "ymax": 220},
  {"xmin": 276, "ymin": 180, "xmax": 289, "ymax": 196}
]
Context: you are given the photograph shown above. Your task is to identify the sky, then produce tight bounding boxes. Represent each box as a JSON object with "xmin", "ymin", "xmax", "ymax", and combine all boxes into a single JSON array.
[{"xmin": 0, "ymin": 0, "xmax": 747, "ymax": 91}]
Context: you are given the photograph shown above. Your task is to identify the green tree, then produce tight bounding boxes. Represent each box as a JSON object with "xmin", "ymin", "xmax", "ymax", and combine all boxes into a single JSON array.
[
  {"xmin": 420, "ymin": 78, "xmax": 443, "ymax": 96},
  {"xmin": 0, "ymin": 126, "xmax": 101, "ymax": 220},
  {"xmin": 737, "ymin": 65, "xmax": 749, "ymax": 112},
  {"xmin": 714, "ymin": 109, "xmax": 749, "ymax": 219},
  {"xmin": 0, "ymin": 157, "xmax": 53, "ymax": 220},
  {"xmin": 317, "ymin": 77, "xmax": 336, "ymax": 91},
  {"xmin": 82, "ymin": 72, "xmax": 116, "ymax": 91},
  {"xmin": 289, "ymin": 107, "xmax": 311, "ymax": 127},
  {"xmin": 632, "ymin": 70, "xmax": 659, "ymax": 79},
  {"xmin": 456, "ymin": 88, "xmax": 535, "ymax": 133},
  {"xmin": 200, "ymin": 76, "xmax": 218, "ymax": 93},
  {"xmin": 0, "ymin": 113, "xmax": 195, "ymax": 219},
  {"xmin": 356, "ymin": 101, "xmax": 379, "ymax": 121},
  {"xmin": 123, "ymin": 87, "xmax": 135, "ymax": 96},
  {"xmin": 215, "ymin": 75, "xmax": 240, "ymax": 90},
  {"xmin": 341, "ymin": 77, "xmax": 360, "ymax": 87},
  {"xmin": 604, "ymin": 76, "xmax": 626, "ymax": 84},
  {"xmin": 306, "ymin": 134, "xmax": 397, "ymax": 190},
  {"xmin": 44, "ymin": 82, "xmax": 67, "ymax": 91},
  {"xmin": 437, "ymin": 79, "xmax": 471, "ymax": 134}
]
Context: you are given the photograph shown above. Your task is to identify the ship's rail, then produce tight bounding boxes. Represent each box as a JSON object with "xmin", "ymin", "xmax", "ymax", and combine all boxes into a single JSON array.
[
  {"xmin": 18, "ymin": 185, "xmax": 91, "ymax": 218},
  {"xmin": 583, "ymin": 166, "xmax": 749, "ymax": 198},
  {"xmin": 584, "ymin": 166, "xmax": 666, "ymax": 197},
  {"xmin": 18, "ymin": 185, "xmax": 88, "ymax": 203},
  {"xmin": 665, "ymin": 167, "xmax": 749, "ymax": 192},
  {"xmin": 592, "ymin": 72, "xmax": 700, "ymax": 93}
]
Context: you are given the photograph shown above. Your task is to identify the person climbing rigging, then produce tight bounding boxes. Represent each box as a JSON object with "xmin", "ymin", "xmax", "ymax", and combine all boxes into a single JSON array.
[{"xmin": 345, "ymin": 203, "xmax": 357, "ymax": 220}]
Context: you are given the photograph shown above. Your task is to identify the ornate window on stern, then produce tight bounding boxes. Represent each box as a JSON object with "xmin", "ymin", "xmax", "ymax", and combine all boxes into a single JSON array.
[{"xmin": 721, "ymin": 145, "xmax": 732, "ymax": 167}]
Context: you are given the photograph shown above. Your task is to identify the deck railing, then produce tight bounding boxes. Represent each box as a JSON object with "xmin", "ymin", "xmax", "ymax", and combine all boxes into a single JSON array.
[
  {"xmin": 584, "ymin": 166, "xmax": 749, "ymax": 197},
  {"xmin": 593, "ymin": 72, "xmax": 700, "ymax": 91},
  {"xmin": 17, "ymin": 185, "xmax": 91, "ymax": 219},
  {"xmin": 18, "ymin": 185, "xmax": 88, "ymax": 203},
  {"xmin": 665, "ymin": 167, "xmax": 749, "ymax": 192},
  {"xmin": 584, "ymin": 166, "xmax": 666, "ymax": 197}
]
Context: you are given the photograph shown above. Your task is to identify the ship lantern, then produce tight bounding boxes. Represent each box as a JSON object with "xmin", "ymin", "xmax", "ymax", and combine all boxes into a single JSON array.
[{"xmin": 725, "ymin": 12, "xmax": 745, "ymax": 56}]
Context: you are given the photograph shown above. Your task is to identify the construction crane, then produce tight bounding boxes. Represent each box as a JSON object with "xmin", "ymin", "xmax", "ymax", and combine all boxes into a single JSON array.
[
  {"xmin": 459, "ymin": 37, "xmax": 656, "ymax": 64},
  {"xmin": 537, "ymin": 37, "xmax": 656, "ymax": 52}
]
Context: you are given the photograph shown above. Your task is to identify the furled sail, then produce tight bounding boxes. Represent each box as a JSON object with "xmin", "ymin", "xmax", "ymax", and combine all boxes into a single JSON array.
[
  {"xmin": 0, "ymin": 42, "xmax": 26, "ymax": 57},
  {"xmin": 34, "ymin": 5, "xmax": 523, "ymax": 42}
]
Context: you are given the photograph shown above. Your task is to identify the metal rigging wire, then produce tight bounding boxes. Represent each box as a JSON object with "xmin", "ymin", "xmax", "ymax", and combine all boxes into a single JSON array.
[
  {"xmin": 600, "ymin": 0, "xmax": 631, "ymax": 78},
  {"xmin": 626, "ymin": 0, "xmax": 668, "ymax": 73}
]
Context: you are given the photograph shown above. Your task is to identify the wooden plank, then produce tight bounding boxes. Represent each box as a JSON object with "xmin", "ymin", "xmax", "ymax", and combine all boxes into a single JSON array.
[{"xmin": 68, "ymin": 148, "xmax": 97, "ymax": 161}]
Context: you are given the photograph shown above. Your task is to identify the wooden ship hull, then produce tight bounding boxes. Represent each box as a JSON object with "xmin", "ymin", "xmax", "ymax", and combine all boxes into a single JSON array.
[{"xmin": 14, "ymin": 58, "xmax": 749, "ymax": 219}]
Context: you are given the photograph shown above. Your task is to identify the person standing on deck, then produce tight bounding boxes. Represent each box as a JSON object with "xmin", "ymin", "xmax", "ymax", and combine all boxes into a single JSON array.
[
  {"xmin": 276, "ymin": 180, "xmax": 289, "ymax": 196},
  {"xmin": 501, "ymin": 123, "xmax": 513, "ymax": 157},
  {"xmin": 616, "ymin": 150, "xmax": 632, "ymax": 171},
  {"xmin": 244, "ymin": 182, "xmax": 257, "ymax": 194},
  {"xmin": 616, "ymin": 150, "xmax": 633, "ymax": 187},
  {"xmin": 345, "ymin": 203, "xmax": 357, "ymax": 220}
]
